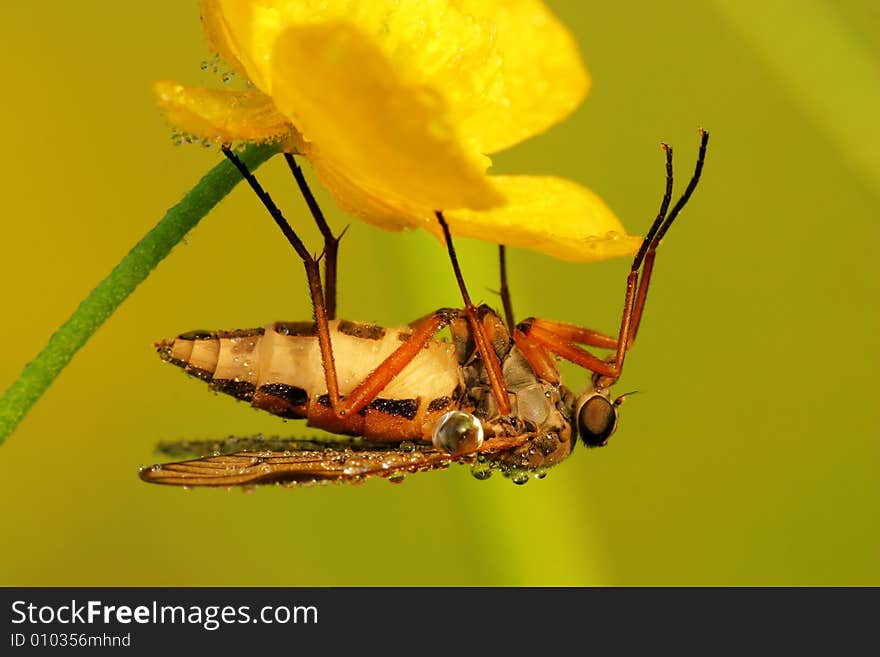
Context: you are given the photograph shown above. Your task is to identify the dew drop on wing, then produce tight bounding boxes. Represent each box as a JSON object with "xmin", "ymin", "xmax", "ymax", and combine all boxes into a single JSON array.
[
  {"xmin": 387, "ymin": 472, "xmax": 407, "ymax": 485},
  {"xmin": 342, "ymin": 457, "xmax": 369, "ymax": 476}
]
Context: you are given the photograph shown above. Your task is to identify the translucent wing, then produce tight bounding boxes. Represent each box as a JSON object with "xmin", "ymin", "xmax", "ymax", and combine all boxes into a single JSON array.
[{"xmin": 139, "ymin": 435, "xmax": 459, "ymax": 487}]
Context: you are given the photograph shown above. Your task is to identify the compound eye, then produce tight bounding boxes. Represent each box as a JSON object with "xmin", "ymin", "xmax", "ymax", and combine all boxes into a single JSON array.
[
  {"xmin": 577, "ymin": 396, "xmax": 617, "ymax": 448},
  {"xmin": 432, "ymin": 411, "xmax": 484, "ymax": 455}
]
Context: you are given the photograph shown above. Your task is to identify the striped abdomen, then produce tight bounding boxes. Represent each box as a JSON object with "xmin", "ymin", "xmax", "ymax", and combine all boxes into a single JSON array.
[{"xmin": 156, "ymin": 320, "xmax": 463, "ymax": 442}]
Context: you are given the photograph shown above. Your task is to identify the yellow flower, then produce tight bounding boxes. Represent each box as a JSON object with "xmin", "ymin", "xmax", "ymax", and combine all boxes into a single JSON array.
[{"xmin": 155, "ymin": 0, "xmax": 641, "ymax": 261}]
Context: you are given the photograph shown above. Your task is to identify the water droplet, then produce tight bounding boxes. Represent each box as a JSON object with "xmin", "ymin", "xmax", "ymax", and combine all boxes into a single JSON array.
[
  {"xmin": 222, "ymin": 73, "xmax": 232, "ymax": 83},
  {"xmin": 212, "ymin": 450, "xmax": 221, "ymax": 457},
  {"xmin": 432, "ymin": 411, "xmax": 484, "ymax": 455},
  {"xmin": 470, "ymin": 460, "xmax": 493, "ymax": 480},
  {"xmin": 399, "ymin": 441, "xmax": 415, "ymax": 453},
  {"xmin": 510, "ymin": 469, "xmax": 530, "ymax": 485},
  {"xmin": 261, "ymin": 465, "xmax": 271, "ymax": 474},
  {"xmin": 343, "ymin": 457, "xmax": 369, "ymax": 476},
  {"xmin": 151, "ymin": 464, "xmax": 162, "ymax": 472},
  {"xmin": 533, "ymin": 468, "xmax": 548, "ymax": 480},
  {"xmin": 387, "ymin": 472, "xmax": 406, "ymax": 484}
]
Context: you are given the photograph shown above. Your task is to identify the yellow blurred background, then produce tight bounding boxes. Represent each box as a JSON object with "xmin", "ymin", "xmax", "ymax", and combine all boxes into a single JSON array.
[{"xmin": 1, "ymin": 1, "xmax": 877, "ymax": 586}]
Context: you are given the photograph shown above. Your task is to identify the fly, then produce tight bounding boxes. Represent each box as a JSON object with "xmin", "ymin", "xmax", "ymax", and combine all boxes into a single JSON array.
[{"xmin": 140, "ymin": 130, "xmax": 710, "ymax": 487}]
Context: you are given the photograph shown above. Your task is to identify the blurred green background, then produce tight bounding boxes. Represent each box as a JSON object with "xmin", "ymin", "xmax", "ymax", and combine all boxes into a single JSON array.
[{"xmin": 1, "ymin": 1, "xmax": 877, "ymax": 586}]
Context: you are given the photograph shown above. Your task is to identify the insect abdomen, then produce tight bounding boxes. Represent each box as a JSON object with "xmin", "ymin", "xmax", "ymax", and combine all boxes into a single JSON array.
[{"xmin": 157, "ymin": 320, "xmax": 462, "ymax": 440}]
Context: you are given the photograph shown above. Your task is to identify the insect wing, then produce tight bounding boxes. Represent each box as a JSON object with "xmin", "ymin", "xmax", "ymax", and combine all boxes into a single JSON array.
[{"xmin": 139, "ymin": 437, "xmax": 458, "ymax": 487}]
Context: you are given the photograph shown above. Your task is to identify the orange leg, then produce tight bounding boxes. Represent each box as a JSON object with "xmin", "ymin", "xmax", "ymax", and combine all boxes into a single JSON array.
[
  {"xmin": 516, "ymin": 129, "xmax": 710, "ymax": 385},
  {"xmin": 511, "ymin": 327, "xmax": 560, "ymax": 384},
  {"xmin": 521, "ymin": 322, "xmax": 617, "ymax": 378},
  {"xmin": 284, "ymin": 153, "xmax": 346, "ymax": 320},
  {"xmin": 436, "ymin": 211, "xmax": 512, "ymax": 416},
  {"xmin": 527, "ymin": 318, "xmax": 619, "ymax": 350},
  {"xmin": 223, "ymin": 152, "xmax": 484, "ymax": 423},
  {"xmin": 223, "ymin": 146, "xmax": 343, "ymax": 414},
  {"xmin": 338, "ymin": 310, "xmax": 456, "ymax": 416}
]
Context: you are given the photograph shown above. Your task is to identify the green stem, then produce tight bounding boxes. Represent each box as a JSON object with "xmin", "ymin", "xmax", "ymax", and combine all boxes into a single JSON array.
[{"xmin": 0, "ymin": 142, "xmax": 278, "ymax": 445}]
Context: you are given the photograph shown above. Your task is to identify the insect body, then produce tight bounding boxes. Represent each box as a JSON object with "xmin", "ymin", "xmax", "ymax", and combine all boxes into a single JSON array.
[
  {"xmin": 146, "ymin": 306, "xmax": 578, "ymax": 485},
  {"xmin": 140, "ymin": 131, "xmax": 709, "ymax": 487}
]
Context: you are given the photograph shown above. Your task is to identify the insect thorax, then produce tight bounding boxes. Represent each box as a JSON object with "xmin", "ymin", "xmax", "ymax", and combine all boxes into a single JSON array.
[{"xmin": 450, "ymin": 307, "xmax": 576, "ymax": 441}]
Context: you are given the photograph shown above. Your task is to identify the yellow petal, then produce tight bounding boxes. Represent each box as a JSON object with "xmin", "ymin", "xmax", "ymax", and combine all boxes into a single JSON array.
[
  {"xmin": 303, "ymin": 145, "xmax": 435, "ymax": 232},
  {"xmin": 443, "ymin": 176, "xmax": 643, "ymax": 262},
  {"xmin": 270, "ymin": 22, "xmax": 505, "ymax": 216},
  {"xmin": 457, "ymin": 0, "xmax": 591, "ymax": 154},
  {"xmin": 154, "ymin": 80, "xmax": 296, "ymax": 144},
  {"xmin": 199, "ymin": 0, "xmax": 249, "ymax": 78},
  {"xmin": 211, "ymin": 1, "xmax": 588, "ymax": 153}
]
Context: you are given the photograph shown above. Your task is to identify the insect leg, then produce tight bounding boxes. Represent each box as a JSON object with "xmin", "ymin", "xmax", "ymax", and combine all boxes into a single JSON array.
[
  {"xmin": 525, "ymin": 318, "xmax": 618, "ymax": 350},
  {"xmin": 336, "ymin": 308, "xmax": 458, "ymax": 416},
  {"xmin": 499, "ymin": 245, "xmax": 515, "ymax": 333},
  {"xmin": 517, "ymin": 321, "xmax": 617, "ymax": 378},
  {"xmin": 625, "ymin": 129, "xmax": 710, "ymax": 349},
  {"xmin": 221, "ymin": 146, "xmax": 344, "ymax": 415},
  {"xmin": 511, "ymin": 326, "xmax": 561, "ymax": 384},
  {"xmin": 520, "ymin": 145, "xmax": 672, "ymax": 385},
  {"xmin": 283, "ymin": 153, "xmax": 345, "ymax": 320},
  {"xmin": 606, "ymin": 130, "xmax": 711, "ymax": 383},
  {"xmin": 436, "ymin": 211, "xmax": 512, "ymax": 416},
  {"xmin": 517, "ymin": 131, "xmax": 710, "ymax": 386}
]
